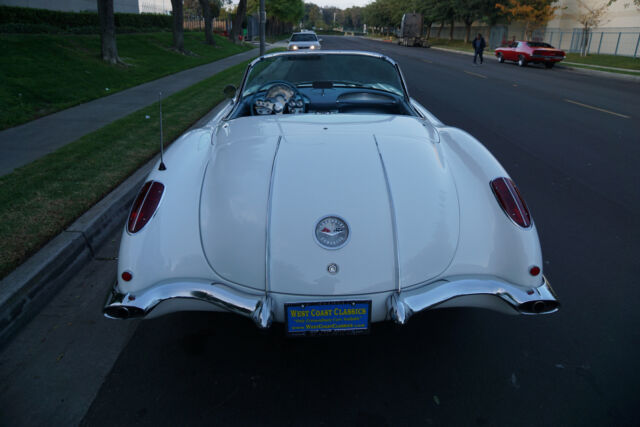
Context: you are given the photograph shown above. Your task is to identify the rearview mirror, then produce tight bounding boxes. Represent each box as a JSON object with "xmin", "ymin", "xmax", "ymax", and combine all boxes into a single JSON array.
[
  {"xmin": 223, "ymin": 84, "xmax": 237, "ymax": 99},
  {"xmin": 319, "ymin": 38, "xmax": 324, "ymax": 42}
]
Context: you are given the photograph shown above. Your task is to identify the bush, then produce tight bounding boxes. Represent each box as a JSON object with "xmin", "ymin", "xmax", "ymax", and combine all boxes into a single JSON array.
[
  {"xmin": 0, "ymin": 23, "xmax": 62, "ymax": 34},
  {"xmin": 0, "ymin": 6, "xmax": 171, "ymax": 33}
]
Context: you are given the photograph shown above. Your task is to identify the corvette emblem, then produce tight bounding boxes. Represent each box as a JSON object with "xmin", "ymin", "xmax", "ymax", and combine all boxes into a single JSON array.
[{"xmin": 315, "ymin": 216, "xmax": 349, "ymax": 249}]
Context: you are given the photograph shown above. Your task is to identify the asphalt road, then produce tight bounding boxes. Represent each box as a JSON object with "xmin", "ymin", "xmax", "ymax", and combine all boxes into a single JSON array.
[{"xmin": 2, "ymin": 36, "xmax": 640, "ymax": 426}]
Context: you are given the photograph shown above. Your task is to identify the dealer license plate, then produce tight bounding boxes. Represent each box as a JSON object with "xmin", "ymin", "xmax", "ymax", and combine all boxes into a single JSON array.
[{"xmin": 285, "ymin": 300, "xmax": 371, "ymax": 336}]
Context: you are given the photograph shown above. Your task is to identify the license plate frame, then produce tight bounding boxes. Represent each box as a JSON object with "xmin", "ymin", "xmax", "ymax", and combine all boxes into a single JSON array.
[{"xmin": 285, "ymin": 300, "xmax": 372, "ymax": 336}]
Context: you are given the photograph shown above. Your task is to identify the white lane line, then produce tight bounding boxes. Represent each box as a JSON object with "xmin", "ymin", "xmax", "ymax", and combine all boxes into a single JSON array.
[
  {"xmin": 464, "ymin": 70, "xmax": 487, "ymax": 79},
  {"xmin": 421, "ymin": 59, "xmax": 433, "ymax": 64},
  {"xmin": 564, "ymin": 99, "xmax": 630, "ymax": 119}
]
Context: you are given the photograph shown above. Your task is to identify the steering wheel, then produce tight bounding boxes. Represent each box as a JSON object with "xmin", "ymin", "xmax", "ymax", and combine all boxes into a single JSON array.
[{"xmin": 251, "ymin": 80, "xmax": 306, "ymax": 116}]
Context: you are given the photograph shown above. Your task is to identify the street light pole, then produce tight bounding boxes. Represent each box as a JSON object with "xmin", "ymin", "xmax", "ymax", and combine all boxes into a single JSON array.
[{"xmin": 259, "ymin": 0, "xmax": 266, "ymax": 56}]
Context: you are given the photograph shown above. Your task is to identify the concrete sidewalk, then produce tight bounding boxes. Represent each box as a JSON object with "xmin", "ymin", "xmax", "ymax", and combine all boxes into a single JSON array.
[{"xmin": 0, "ymin": 47, "xmax": 260, "ymax": 177}]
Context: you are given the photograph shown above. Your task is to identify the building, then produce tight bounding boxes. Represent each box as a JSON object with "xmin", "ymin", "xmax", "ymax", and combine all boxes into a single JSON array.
[
  {"xmin": 548, "ymin": 0, "xmax": 640, "ymax": 31},
  {"xmin": 0, "ymin": 0, "xmax": 172, "ymax": 14}
]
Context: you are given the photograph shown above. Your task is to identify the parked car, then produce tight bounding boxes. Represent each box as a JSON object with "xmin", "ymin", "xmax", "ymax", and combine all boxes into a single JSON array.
[
  {"xmin": 495, "ymin": 41, "xmax": 566, "ymax": 68},
  {"xmin": 287, "ymin": 31, "xmax": 322, "ymax": 51},
  {"xmin": 104, "ymin": 50, "xmax": 559, "ymax": 336}
]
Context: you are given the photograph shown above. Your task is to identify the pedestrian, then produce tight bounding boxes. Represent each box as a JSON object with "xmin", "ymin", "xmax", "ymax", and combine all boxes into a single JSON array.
[{"xmin": 472, "ymin": 33, "xmax": 486, "ymax": 65}]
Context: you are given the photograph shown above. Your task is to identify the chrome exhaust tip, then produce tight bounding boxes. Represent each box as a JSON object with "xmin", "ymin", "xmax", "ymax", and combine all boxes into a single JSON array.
[
  {"xmin": 104, "ymin": 306, "xmax": 130, "ymax": 319},
  {"xmin": 104, "ymin": 305, "xmax": 145, "ymax": 319},
  {"xmin": 518, "ymin": 300, "xmax": 559, "ymax": 314}
]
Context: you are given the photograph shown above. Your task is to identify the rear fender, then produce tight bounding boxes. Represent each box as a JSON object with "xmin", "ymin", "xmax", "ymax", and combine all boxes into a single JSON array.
[
  {"xmin": 117, "ymin": 128, "xmax": 216, "ymax": 294},
  {"xmin": 437, "ymin": 127, "xmax": 543, "ymax": 288}
]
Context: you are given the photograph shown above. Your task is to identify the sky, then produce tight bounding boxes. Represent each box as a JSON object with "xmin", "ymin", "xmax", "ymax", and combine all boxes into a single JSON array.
[
  {"xmin": 311, "ymin": 0, "xmax": 370, "ymax": 7},
  {"xmin": 227, "ymin": 0, "xmax": 372, "ymax": 11}
]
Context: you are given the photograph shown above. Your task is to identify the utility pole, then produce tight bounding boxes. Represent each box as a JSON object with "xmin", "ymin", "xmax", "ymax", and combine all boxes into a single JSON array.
[{"xmin": 259, "ymin": 0, "xmax": 266, "ymax": 56}]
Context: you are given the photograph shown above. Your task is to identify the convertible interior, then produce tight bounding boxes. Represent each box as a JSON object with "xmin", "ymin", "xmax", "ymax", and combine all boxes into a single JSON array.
[{"xmin": 228, "ymin": 53, "xmax": 419, "ymax": 119}]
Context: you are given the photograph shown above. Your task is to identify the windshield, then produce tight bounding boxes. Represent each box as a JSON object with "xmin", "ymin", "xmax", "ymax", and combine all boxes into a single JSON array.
[
  {"xmin": 290, "ymin": 34, "xmax": 317, "ymax": 42},
  {"xmin": 527, "ymin": 42, "xmax": 553, "ymax": 48},
  {"xmin": 242, "ymin": 54, "xmax": 405, "ymax": 98}
]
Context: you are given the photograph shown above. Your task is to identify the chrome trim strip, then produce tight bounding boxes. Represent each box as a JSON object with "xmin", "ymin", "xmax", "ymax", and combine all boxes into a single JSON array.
[
  {"xmin": 231, "ymin": 51, "xmax": 410, "ymax": 112},
  {"xmin": 247, "ymin": 50, "xmax": 401, "ymax": 68},
  {"xmin": 531, "ymin": 55, "xmax": 564, "ymax": 59},
  {"xmin": 104, "ymin": 275, "xmax": 559, "ymax": 328},
  {"xmin": 265, "ymin": 136, "xmax": 282, "ymax": 296},
  {"xmin": 374, "ymin": 135, "xmax": 401, "ymax": 294},
  {"xmin": 387, "ymin": 275, "xmax": 559, "ymax": 324},
  {"xmin": 103, "ymin": 281, "xmax": 274, "ymax": 328}
]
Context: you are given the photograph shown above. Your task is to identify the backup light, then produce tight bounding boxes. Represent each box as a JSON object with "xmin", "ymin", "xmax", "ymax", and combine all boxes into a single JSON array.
[
  {"xmin": 490, "ymin": 177, "xmax": 532, "ymax": 228},
  {"xmin": 128, "ymin": 181, "xmax": 165, "ymax": 233}
]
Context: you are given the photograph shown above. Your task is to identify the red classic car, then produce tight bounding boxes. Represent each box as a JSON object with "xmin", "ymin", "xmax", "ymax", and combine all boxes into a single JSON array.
[{"xmin": 495, "ymin": 41, "xmax": 566, "ymax": 68}]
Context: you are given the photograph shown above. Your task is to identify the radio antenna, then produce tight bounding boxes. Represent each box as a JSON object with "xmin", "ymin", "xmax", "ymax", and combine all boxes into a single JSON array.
[{"xmin": 158, "ymin": 91, "xmax": 166, "ymax": 171}]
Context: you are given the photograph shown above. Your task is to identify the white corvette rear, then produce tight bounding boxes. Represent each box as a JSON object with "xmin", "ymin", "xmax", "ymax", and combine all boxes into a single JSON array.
[{"xmin": 105, "ymin": 51, "xmax": 558, "ymax": 333}]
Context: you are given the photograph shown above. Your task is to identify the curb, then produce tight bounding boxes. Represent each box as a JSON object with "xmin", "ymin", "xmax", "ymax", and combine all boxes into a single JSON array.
[
  {"xmin": 557, "ymin": 65, "xmax": 640, "ymax": 82},
  {"xmin": 0, "ymin": 155, "xmax": 154, "ymax": 346},
  {"xmin": 430, "ymin": 46, "xmax": 473, "ymax": 56},
  {"xmin": 0, "ymin": 101, "xmax": 228, "ymax": 347},
  {"xmin": 430, "ymin": 46, "xmax": 640, "ymax": 82}
]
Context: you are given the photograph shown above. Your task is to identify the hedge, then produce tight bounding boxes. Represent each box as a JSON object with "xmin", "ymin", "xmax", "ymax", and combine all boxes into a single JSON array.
[{"xmin": 0, "ymin": 5, "xmax": 171, "ymax": 32}]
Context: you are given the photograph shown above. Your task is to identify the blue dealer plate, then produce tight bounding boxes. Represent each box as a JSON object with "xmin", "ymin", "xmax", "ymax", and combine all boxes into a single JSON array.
[{"xmin": 285, "ymin": 301, "xmax": 371, "ymax": 336}]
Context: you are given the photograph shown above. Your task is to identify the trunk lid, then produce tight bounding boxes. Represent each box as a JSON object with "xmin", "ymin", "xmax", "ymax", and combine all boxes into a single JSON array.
[{"xmin": 200, "ymin": 115, "xmax": 459, "ymax": 295}]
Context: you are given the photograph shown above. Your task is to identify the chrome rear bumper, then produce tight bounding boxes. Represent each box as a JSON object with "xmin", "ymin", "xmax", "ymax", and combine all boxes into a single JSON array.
[
  {"xmin": 103, "ymin": 276, "xmax": 558, "ymax": 328},
  {"xmin": 387, "ymin": 275, "xmax": 559, "ymax": 324},
  {"xmin": 103, "ymin": 281, "xmax": 274, "ymax": 328}
]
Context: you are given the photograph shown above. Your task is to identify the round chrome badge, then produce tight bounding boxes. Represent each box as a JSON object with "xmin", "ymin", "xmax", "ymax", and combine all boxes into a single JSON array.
[{"xmin": 315, "ymin": 216, "xmax": 349, "ymax": 250}]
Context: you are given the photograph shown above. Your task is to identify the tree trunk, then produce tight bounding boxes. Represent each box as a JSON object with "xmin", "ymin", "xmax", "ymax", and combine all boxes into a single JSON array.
[
  {"xmin": 464, "ymin": 20, "xmax": 472, "ymax": 43},
  {"xmin": 97, "ymin": 0, "xmax": 120, "ymax": 64},
  {"xmin": 581, "ymin": 26, "xmax": 589, "ymax": 56},
  {"xmin": 437, "ymin": 22, "xmax": 443, "ymax": 38},
  {"xmin": 199, "ymin": 0, "xmax": 215, "ymax": 45},
  {"xmin": 229, "ymin": 0, "xmax": 247, "ymax": 44},
  {"xmin": 171, "ymin": 0, "xmax": 184, "ymax": 52},
  {"xmin": 426, "ymin": 23, "xmax": 431, "ymax": 40},
  {"xmin": 449, "ymin": 19, "xmax": 454, "ymax": 41}
]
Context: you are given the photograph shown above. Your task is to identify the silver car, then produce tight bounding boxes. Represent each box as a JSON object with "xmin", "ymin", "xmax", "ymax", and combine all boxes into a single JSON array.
[{"xmin": 287, "ymin": 32, "xmax": 322, "ymax": 51}]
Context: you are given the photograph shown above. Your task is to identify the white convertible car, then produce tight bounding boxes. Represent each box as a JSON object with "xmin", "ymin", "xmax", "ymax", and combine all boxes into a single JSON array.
[{"xmin": 104, "ymin": 51, "xmax": 559, "ymax": 335}]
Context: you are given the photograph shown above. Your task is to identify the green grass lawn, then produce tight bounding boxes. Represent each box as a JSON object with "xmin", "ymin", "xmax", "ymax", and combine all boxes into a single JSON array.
[
  {"xmin": 0, "ymin": 60, "xmax": 248, "ymax": 279},
  {"xmin": 0, "ymin": 32, "xmax": 251, "ymax": 130},
  {"xmin": 254, "ymin": 35, "xmax": 287, "ymax": 43},
  {"xmin": 564, "ymin": 53, "xmax": 640, "ymax": 70}
]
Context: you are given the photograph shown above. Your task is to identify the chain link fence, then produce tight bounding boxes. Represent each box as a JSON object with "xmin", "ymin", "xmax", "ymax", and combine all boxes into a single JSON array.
[
  {"xmin": 542, "ymin": 29, "xmax": 640, "ymax": 57},
  {"xmin": 453, "ymin": 24, "xmax": 640, "ymax": 57}
]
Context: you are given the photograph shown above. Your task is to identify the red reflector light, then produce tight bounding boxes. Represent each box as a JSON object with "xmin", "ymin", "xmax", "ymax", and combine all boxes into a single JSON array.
[
  {"xmin": 128, "ymin": 181, "xmax": 164, "ymax": 233},
  {"xmin": 122, "ymin": 271, "xmax": 133, "ymax": 281},
  {"xmin": 490, "ymin": 177, "xmax": 532, "ymax": 228},
  {"xmin": 529, "ymin": 266, "xmax": 541, "ymax": 276}
]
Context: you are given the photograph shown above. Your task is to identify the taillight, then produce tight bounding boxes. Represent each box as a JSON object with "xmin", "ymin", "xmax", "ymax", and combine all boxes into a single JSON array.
[
  {"xmin": 128, "ymin": 181, "xmax": 164, "ymax": 233},
  {"xmin": 490, "ymin": 177, "xmax": 531, "ymax": 228}
]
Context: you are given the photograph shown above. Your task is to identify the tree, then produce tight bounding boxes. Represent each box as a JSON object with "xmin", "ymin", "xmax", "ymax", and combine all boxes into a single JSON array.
[
  {"xmin": 415, "ymin": 0, "xmax": 440, "ymax": 39},
  {"xmin": 97, "ymin": 0, "xmax": 121, "ymax": 64},
  {"xmin": 171, "ymin": 0, "xmax": 185, "ymax": 52},
  {"xmin": 432, "ymin": 0, "xmax": 456, "ymax": 40},
  {"xmin": 453, "ymin": 0, "xmax": 484, "ymax": 42},
  {"xmin": 576, "ymin": 0, "xmax": 610, "ymax": 55},
  {"xmin": 229, "ymin": 0, "xmax": 247, "ymax": 43},
  {"xmin": 199, "ymin": 0, "xmax": 215, "ymax": 45},
  {"xmin": 184, "ymin": 0, "xmax": 222, "ymax": 44},
  {"xmin": 495, "ymin": 0, "xmax": 560, "ymax": 39}
]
